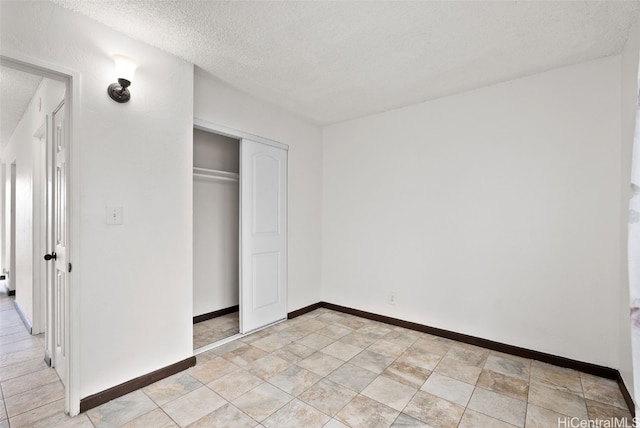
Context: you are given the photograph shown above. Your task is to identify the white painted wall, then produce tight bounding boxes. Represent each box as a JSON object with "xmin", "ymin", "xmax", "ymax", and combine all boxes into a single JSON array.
[
  {"xmin": 622, "ymin": 17, "xmax": 640, "ymax": 407},
  {"xmin": 1, "ymin": 78, "xmax": 65, "ymax": 332},
  {"xmin": 193, "ymin": 130, "xmax": 239, "ymax": 317},
  {"xmin": 323, "ymin": 56, "xmax": 623, "ymax": 368},
  {"xmin": 194, "ymin": 69, "xmax": 323, "ymax": 312},
  {"xmin": 1, "ymin": 1, "xmax": 194, "ymax": 400}
]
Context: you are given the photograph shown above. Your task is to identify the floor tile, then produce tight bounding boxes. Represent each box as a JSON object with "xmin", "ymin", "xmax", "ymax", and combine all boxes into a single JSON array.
[
  {"xmin": 391, "ymin": 412, "xmax": 433, "ymax": 427},
  {"xmin": 335, "ymin": 394, "xmax": 399, "ymax": 428},
  {"xmin": 444, "ymin": 345, "xmax": 489, "ymax": 367},
  {"xmin": 161, "ymin": 386, "xmax": 226, "ymax": 427},
  {"xmin": 267, "ymin": 365, "xmax": 322, "ymax": 396},
  {"xmin": 484, "ymin": 355, "xmax": 530, "ymax": 381},
  {"xmin": 477, "ymin": 369, "xmax": 529, "ymax": 401},
  {"xmin": 410, "ymin": 337, "xmax": 452, "ymax": 357},
  {"xmin": 7, "ymin": 398, "xmax": 67, "ymax": 428},
  {"xmin": 189, "ymin": 356, "xmax": 239, "ymax": 384},
  {"xmin": 272, "ymin": 343, "xmax": 316, "ymax": 363},
  {"xmin": 367, "ymin": 339, "xmax": 407, "ymax": 359},
  {"xmin": 263, "ymin": 399, "xmax": 330, "ymax": 428},
  {"xmin": 396, "ymin": 348, "xmax": 441, "ymax": 371},
  {"xmin": 361, "ymin": 376, "xmax": 418, "ymax": 411},
  {"xmin": 120, "ymin": 408, "xmax": 177, "ymax": 428},
  {"xmin": 87, "ymin": 390, "xmax": 158, "ymax": 428},
  {"xmin": 298, "ymin": 379, "xmax": 357, "ymax": 417},
  {"xmin": 298, "ymin": 352, "xmax": 344, "ymax": 377},
  {"xmin": 251, "ymin": 334, "xmax": 292, "ymax": 353},
  {"xmin": 421, "ymin": 372, "xmax": 474, "ymax": 406},
  {"xmin": 327, "ymin": 362, "xmax": 378, "ymax": 392},
  {"xmin": 207, "ymin": 369, "xmax": 264, "ymax": 402},
  {"xmin": 0, "ymin": 357, "xmax": 49, "ymax": 382},
  {"xmin": 350, "ymin": 349, "xmax": 394, "ymax": 374},
  {"xmin": 224, "ymin": 345, "xmax": 269, "ymax": 368},
  {"xmin": 297, "ymin": 333, "xmax": 335, "ymax": 351},
  {"xmin": 248, "ymin": 354, "xmax": 292, "ymax": 380},
  {"xmin": 580, "ymin": 373, "xmax": 628, "ymax": 410},
  {"xmin": 524, "ymin": 403, "xmax": 567, "ymax": 428},
  {"xmin": 321, "ymin": 341, "xmax": 363, "ymax": 361},
  {"xmin": 404, "ymin": 390, "xmax": 464, "ymax": 428},
  {"xmin": 4, "ymin": 380, "xmax": 64, "ymax": 418},
  {"xmin": 142, "ymin": 372, "xmax": 203, "ymax": 406},
  {"xmin": 383, "ymin": 329, "xmax": 420, "ymax": 348},
  {"xmin": 187, "ymin": 403, "xmax": 257, "ymax": 428},
  {"xmin": 434, "ymin": 357, "xmax": 482, "ymax": 385},
  {"xmin": 530, "ymin": 360, "xmax": 582, "ymax": 395},
  {"xmin": 232, "ymin": 382, "xmax": 293, "ymax": 422},
  {"xmin": 323, "ymin": 418, "xmax": 350, "ymax": 428},
  {"xmin": 467, "ymin": 387, "xmax": 526, "ymax": 427},
  {"xmin": 459, "ymin": 408, "xmax": 517, "ymax": 428},
  {"xmin": 527, "ymin": 382, "xmax": 587, "ymax": 419},
  {"xmin": 317, "ymin": 325, "xmax": 352, "ymax": 340},
  {"xmin": 382, "ymin": 361, "xmax": 431, "ymax": 389},
  {"xmin": 1, "ymin": 366, "xmax": 61, "ymax": 398},
  {"xmin": 585, "ymin": 398, "xmax": 633, "ymax": 422},
  {"xmin": 339, "ymin": 333, "xmax": 377, "ymax": 348}
]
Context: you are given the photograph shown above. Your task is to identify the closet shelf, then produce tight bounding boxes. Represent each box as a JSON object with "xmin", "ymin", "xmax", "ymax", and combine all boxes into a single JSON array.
[{"xmin": 193, "ymin": 167, "xmax": 239, "ymax": 182}]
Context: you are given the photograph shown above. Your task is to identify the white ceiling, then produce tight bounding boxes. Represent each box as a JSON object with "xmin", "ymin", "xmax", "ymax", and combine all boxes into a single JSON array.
[
  {"xmin": 0, "ymin": 66, "xmax": 43, "ymax": 145},
  {"xmin": 51, "ymin": 0, "xmax": 640, "ymax": 124}
]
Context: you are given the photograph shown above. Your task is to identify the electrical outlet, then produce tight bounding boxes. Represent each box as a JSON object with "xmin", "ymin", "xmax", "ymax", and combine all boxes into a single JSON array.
[{"xmin": 388, "ymin": 292, "xmax": 396, "ymax": 305}]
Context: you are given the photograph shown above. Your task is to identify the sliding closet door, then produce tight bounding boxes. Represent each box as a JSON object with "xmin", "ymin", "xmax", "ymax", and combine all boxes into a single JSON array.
[{"xmin": 240, "ymin": 139, "xmax": 288, "ymax": 333}]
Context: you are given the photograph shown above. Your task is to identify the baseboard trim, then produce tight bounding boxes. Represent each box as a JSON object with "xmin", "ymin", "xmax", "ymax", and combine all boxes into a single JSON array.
[
  {"xmin": 288, "ymin": 302, "xmax": 323, "ymax": 319},
  {"xmin": 79, "ymin": 356, "xmax": 196, "ymax": 413},
  {"xmin": 13, "ymin": 300, "xmax": 32, "ymax": 334},
  {"xmin": 193, "ymin": 305, "xmax": 239, "ymax": 324},
  {"xmin": 290, "ymin": 301, "xmax": 635, "ymax": 414},
  {"xmin": 617, "ymin": 371, "xmax": 636, "ymax": 418},
  {"xmin": 44, "ymin": 349, "xmax": 52, "ymax": 367}
]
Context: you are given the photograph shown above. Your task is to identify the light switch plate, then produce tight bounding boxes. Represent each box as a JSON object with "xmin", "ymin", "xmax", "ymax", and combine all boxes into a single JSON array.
[{"xmin": 106, "ymin": 206, "xmax": 123, "ymax": 225}]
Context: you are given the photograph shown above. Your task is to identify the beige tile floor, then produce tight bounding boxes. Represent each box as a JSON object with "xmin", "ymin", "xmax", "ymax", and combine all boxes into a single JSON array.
[
  {"xmin": 1, "ymin": 289, "xmax": 633, "ymax": 428},
  {"xmin": 193, "ymin": 312, "xmax": 239, "ymax": 350}
]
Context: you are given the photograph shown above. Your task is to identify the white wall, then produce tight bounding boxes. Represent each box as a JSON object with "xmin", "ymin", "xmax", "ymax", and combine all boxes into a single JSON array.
[
  {"xmin": 1, "ymin": 78, "xmax": 65, "ymax": 332},
  {"xmin": 1, "ymin": 1, "xmax": 194, "ymax": 401},
  {"xmin": 193, "ymin": 130, "xmax": 239, "ymax": 316},
  {"xmin": 622, "ymin": 17, "xmax": 640, "ymax": 407},
  {"xmin": 194, "ymin": 69, "xmax": 323, "ymax": 312},
  {"xmin": 323, "ymin": 56, "xmax": 623, "ymax": 368}
]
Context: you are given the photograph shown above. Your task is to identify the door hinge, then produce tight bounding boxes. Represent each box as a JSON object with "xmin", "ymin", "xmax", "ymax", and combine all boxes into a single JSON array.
[{"xmin": 68, "ymin": 263, "xmax": 72, "ymax": 273}]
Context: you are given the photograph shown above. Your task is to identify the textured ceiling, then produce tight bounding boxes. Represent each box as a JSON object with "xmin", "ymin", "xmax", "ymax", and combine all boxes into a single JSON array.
[
  {"xmin": 51, "ymin": 0, "xmax": 640, "ymax": 124},
  {"xmin": 0, "ymin": 66, "xmax": 42, "ymax": 145}
]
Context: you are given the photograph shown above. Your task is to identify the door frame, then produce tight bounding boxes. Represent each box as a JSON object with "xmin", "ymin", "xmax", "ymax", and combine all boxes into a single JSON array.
[
  {"xmin": 192, "ymin": 118, "xmax": 288, "ymax": 351},
  {"xmin": 0, "ymin": 50, "xmax": 80, "ymax": 416}
]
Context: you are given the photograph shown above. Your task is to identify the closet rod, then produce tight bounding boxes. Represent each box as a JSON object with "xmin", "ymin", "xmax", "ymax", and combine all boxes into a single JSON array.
[{"xmin": 193, "ymin": 167, "xmax": 239, "ymax": 182}]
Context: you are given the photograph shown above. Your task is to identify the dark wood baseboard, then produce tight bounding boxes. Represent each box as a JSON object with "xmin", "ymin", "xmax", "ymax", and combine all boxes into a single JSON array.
[
  {"xmin": 193, "ymin": 305, "xmax": 239, "ymax": 324},
  {"xmin": 288, "ymin": 302, "xmax": 323, "ymax": 319},
  {"xmin": 617, "ymin": 371, "xmax": 636, "ymax": 418},
  {"xmin": 290, "ymin": 301, "xmax": 635, "ymax": 413},
  {"xmin": 79, "ymin": 356, "xmax": 196, "ymax": 413}
]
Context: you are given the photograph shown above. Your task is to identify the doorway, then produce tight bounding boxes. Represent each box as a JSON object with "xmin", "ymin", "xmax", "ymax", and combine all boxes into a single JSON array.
[
  {"xmin": 0, "ymin": 55, "xmax": 77, "ymax": 415},
  {"xmin": 193, "ymin": 129, "xmax": 240, "ymax": 350},
  {"xmin": 192, "ymin": 119, "xmax": 289, "ymax": 354}
]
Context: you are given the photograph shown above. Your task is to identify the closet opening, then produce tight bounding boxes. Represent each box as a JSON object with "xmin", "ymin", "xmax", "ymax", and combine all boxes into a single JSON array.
[{"xmin": 192, "ymin": 128, "xmax": 240, "ymax": 351}]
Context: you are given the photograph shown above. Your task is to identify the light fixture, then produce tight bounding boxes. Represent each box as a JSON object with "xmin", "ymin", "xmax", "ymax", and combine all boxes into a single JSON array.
[{"xmin": 107, "ymin": 55, "xmax": 137, "ymax": 103}]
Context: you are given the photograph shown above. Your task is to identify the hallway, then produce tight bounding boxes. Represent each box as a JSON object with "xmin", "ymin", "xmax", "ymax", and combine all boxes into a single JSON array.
[{"xmin": 0, "ymin": 290, "xmax": 91, "ymax": 427}]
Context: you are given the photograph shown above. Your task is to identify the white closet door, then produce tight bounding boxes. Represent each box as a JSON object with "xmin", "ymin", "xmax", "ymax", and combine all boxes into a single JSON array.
[{"xmin": 240, "ymin": 139, "xmax": 287, "ymax": 333}]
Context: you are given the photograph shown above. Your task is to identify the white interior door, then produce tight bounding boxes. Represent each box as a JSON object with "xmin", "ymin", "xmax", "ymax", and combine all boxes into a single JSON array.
[
  {"xmin": 49, "ymin": 99, "xmax": 68, "ymax": 385},
  {"xmin": 240, "ymin": 139, "xmax": 287, "ymax": 333}
]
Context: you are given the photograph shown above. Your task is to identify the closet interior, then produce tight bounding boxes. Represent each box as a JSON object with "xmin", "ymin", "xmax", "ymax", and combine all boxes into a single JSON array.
[{"xmin": 192, "ymin": 128, "xmax": 240, "ymax": 350}]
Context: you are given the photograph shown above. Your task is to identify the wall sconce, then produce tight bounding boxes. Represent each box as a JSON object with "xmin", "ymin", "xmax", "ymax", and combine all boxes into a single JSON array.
[{"xmin": 107, "ymin": 55, "xmax": 137, "ymax": 103}]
